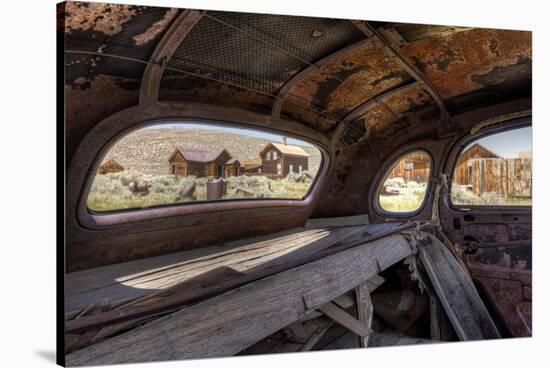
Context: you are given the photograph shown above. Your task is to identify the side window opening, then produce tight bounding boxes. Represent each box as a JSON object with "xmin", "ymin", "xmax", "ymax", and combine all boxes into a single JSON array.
[
  {"xmin": 451, "ymin": 125, "xmax": 532, "ymax": 206},
  {"xmin": 378, "ymin": 150, "xmax": 432, "ymax": 213},
  {"xmin": 86, "ymin": 122, "xmax": 322, "ymax": 212}
]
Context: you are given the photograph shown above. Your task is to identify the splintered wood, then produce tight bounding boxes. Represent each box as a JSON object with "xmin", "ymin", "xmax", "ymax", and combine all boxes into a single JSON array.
[{"xmin": 66, "ymin": 227, "xmax": 413, "ymax": 365}]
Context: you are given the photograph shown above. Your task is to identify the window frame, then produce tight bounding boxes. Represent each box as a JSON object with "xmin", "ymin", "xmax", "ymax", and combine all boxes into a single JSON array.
[
  {"xmin": 445, "ymin": 118, "xmax": 532, "ymax": 211},
  {"xmin": 81, "ymin": 118, "xmax": 328, "ymax": 218},
  {"xmin": 373, "ymin": 148, "xmax": 434, "ymax": 218}
]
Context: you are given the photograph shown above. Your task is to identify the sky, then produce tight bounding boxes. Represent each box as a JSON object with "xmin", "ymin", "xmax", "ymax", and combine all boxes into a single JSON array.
[
  {"xmin": 146, "ymin": 122, "xmax": 314, "ymax": 147},
  {"xmin": 465, "ymin": 126, "xmax": 532, "ymax": 158}
]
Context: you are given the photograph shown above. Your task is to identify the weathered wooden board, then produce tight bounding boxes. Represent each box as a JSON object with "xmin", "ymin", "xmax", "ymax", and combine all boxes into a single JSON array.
[
  {"xmin": 418, "ymin": 233, "xmax": 500, "ymax": 340},
  {"xmin": 66, "ymin": 224, "xmax": 399, "ymax": 312},
  {"xmin": 305, "ymin": 214, "xmax": 370, "ymax": 228},
  {"xmin": 66, "ymin": 234, "xmax": 413, "ymax": 366}
]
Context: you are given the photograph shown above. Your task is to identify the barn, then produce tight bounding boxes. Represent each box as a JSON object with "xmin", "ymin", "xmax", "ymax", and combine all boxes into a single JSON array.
[
  {"xmin": 168, "ymin": 148, "xmax": 237, "ymax": 178},
  {"xmin": 97, "ymin": 159, "xmax": 124, "ymax": 175},
  {"xmin": 454, "ymin": 143, "xmax": 501, "ymax": 186},
  {"xmin": 259, "ymin": 142, "xmax": 309, "ymax": 177},
  {"xmin": 387, "ymin": 151, "xmax": 431, "ymax": 182},
  {"xmin": 453, "ymin": 144, "xmax": 532, "ymax": 197}
]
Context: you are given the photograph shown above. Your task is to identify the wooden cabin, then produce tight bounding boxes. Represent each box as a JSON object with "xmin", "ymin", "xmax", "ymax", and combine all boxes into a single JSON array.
[
  {"xmin": 225, "ymin": 158, "xmax": 241, "ymax": 177},
  {"xmin": 454, "ymin": 143, "xmax": 500, "ymax": 186},
  {"xmin": 387, "ymin": 151, "xmax": 431, "ymax": 182},
  {"xmin": 168, "ymin": 148, "xmax": 236, "ymax": 178},
  {"xmin": 242, "ymin": 158, "xmax": 263, "ymax": 175},
  {"xmin": 454, "ymin": 144, "xmax": 532, "ymax": 196},
  {"xmin": 97, "ymin": 159, "xmax": 124, "ymax": 174},
  {"xmin": 259, "ymin": 142, "xmax": 309, "ymax": 177}
]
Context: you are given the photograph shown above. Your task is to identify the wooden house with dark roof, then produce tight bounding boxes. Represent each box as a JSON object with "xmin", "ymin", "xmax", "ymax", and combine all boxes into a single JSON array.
[
  {"xmin": 168, "ymin": 148, "xmax": 237, "ymax": 178},
  {"xmin": 259, "ymin": 142, "xmax": 309, "ymax": 177}
]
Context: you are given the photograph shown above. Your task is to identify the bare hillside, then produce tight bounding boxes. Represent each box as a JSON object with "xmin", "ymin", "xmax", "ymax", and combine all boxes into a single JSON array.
[{"xmin": 105, "ymin": 128, "xmax": 321, "ymax": 175}]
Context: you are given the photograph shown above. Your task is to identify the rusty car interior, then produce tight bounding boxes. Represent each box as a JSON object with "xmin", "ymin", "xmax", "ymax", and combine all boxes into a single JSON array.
[{"xmin": 61, "ymin": 2, "xmax": 532, "ymax": 365}]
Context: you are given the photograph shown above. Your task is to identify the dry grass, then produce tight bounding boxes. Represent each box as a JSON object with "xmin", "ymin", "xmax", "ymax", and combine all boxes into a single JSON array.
[
  {"xmin": 451, "ymin": 184, "xmax": 531, "ymax": 206},
  {"xmin": 87, "ymin": 170, "xmax": 315, "ymax": 212},
  {"xmin": 379, "ymin": 177, "xmax": 428, "ymax": 212}
]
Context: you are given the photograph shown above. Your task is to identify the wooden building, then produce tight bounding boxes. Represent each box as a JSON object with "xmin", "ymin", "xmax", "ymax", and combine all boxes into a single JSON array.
[
  {"xmin": 454, "ymin": 144, "xmax": 531, "ymax": 197},
  {"xmin": 387, "ymin": 151, "xmax": 431, "ymax": 182},
  {"xmin": 454, "ymin": 143, "xmax": 500, "ymax": 186},
  {"xmin": 168, "ymin": 148, "xmax": 238, "ymax": 178},
  {"xmin": 225, "ymin": 158, "xmax": 241, "ymax": 177},
  {"xmin": 259, "ymin": 142, "xmax": 309, "ymax": 177},
  {"xmin": 242, "ymin": 158, "xmax": 263, "ymax": 175},
  {"xmin": 97, "ymin": 159, "xmax": 124, "ymax": 174}
]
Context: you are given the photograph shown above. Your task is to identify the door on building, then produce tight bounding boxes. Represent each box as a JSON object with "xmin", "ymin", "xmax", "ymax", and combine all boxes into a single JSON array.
[{"xmin": 217, "ymin": 165, "xmax": 223, "ymax": 178}]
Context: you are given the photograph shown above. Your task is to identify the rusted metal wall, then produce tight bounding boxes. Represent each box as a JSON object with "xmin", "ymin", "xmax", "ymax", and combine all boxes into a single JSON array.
[{"xmin": 61, "ymin": 3, "xmax": 532, "ymax": 269}]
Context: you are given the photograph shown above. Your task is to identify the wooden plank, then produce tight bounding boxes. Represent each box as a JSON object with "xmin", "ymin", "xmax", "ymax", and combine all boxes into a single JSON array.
[
  {"xmin": 355, "ymin": 281, "xmax": 374, "ymax": 347},
  {"xmin": 429, "ymin": 295, "xmax": 441, "ymax": 341},
  {"xmin": 319, "ymin": 302, "xmax": 371, "ymax": 338},
  {"xmin": 299, "ymin": 320, "xmax": 334, "ymax": 351},
  {"xmin": 66, "ymin": 226, "xmax": 367, "ymax": 311},
  {"xmin": 66, "ymin": 234, "xmax": 412, "ymax": 365},
  {"xmin": 418, "ymin": 232, "xmax": 500, "ymax": 340},
  {"xmin": 305, "ymin": 214, "xmax": 369, "ymax": 228}
]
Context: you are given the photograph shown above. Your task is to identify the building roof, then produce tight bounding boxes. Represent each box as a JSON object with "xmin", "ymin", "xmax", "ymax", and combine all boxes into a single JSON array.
[
  {"xmin": 226, "ymin": 158, "xmax": 240, "ymax": 165},
  {"xmin": 261, "ymin": 142, "xmax": 310, "ymax": 157},
  {"xmin": 462, "ymin": 143, "xmax": 501, "ymax": 159},
  {"xmin": 242, "ymin": 158, "xmax": 262, "ymax": 169},
  {"xmin": 170, "ymin": 148, "xmax": 229, "ymax": 163}
]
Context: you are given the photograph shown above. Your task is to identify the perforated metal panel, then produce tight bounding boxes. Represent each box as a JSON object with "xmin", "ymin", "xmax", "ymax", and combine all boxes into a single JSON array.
[
  {"xmin": 166, "ymin": 15, "xmax": 308, "ymax": 95},
  {"xmin": 208, "ymin": 11, "xmax": 365, "ymax": 63},
  {"xmin": 163, "ymin": 11, "xmax": 366, "ymax": 97}
]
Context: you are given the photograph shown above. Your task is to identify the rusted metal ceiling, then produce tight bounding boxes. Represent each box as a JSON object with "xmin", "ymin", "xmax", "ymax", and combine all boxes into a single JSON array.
[{"xmin": 62, "ymin": 2, "xmax": 532, "ymax": 155}]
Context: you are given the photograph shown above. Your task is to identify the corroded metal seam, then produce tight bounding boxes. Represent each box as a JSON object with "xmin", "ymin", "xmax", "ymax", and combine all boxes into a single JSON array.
[
  {"xmin": 331, "ymin": 82, "xmax": 419, "ymax": 145},
  {"xmin": 353, "ymin": 21, "xmax": 451, "ymax": 128},
  {"xmin": 271, "ymin": 38, "xmax": 376, "ymax": 118},
  {"xmin": 65, "ymin": 50, "xmax": 342, "ymax": 124},
  {"xmin": 139, "ymin": 9, "xmax": 205, "ymax": 104}
]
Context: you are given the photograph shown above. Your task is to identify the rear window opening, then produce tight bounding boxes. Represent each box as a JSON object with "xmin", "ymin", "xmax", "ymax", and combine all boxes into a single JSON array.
[
  {"xmin": 86, "ymin": 122, "xmax": 323, "ymax": 212},
  {"xmin": 378, "ymin": 150, "xmax": 432, "ymax": 214}
]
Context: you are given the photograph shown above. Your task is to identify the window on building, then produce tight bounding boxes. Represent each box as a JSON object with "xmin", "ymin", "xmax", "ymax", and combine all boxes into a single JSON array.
[
  {"xmin": 451, "ymin": 125, "xmax": 532, "ymax": 206},
  {"xmin": 273, "ymin": 151, "xmax": 277, "ymax": 160},
  {"xmin": 266, "ymin": 152, "xmax": 271, "ymax": 161},
  {"xmin": 378, "ymin": 150, "xmax": 432, "ymax": 213},
  {"xmin": 299, "ymin": 165, "xmax": 303, "ymax": 173},
  {"xmin": 289, "ymin": 164, "xmax": 294, "ymax": 173},
  {"xmin": 86, "ymin": 122, "xmax": 323, "ymax": 212}
]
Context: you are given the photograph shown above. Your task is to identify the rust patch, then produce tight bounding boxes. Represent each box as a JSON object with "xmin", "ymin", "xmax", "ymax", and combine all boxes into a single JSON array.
[
  {"xmin": 284, "ymin": 39, "xmax": 412, "ymax": 117},
  {"xmin": 399, "ymin": 28, "xmax": 532, "ymax": 100},
  {"xmin": 66, "ymin": 75, "xmax": 139, "ymax": 166},
  {"xmin": 133, "ymin": 8, "xmax": 178, "ymax": 45},
  {"xmin": 65, "ymin": 2, "xmax": 137, "ymax": 35},
  {"xmin": 159, "ymin": 72, "xmax": 273, "ymax": 115}
]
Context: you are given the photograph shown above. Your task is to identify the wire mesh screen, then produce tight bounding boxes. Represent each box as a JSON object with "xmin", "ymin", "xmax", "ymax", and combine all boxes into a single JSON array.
[
  {"xmin": 207, "ymin": 11, "xmax": 365, "ymax": 63},
  {"xmin": 164, "ymin": 11, "xmax": 366, "ymax": 97},
  {"xmin": 166, "ymin": 15, "xmax": 308, "ymax": 95}
]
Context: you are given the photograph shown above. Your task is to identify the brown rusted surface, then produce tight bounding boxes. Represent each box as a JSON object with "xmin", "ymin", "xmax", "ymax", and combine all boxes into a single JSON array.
[
  {"xmin": 283, "ymin": 38, "xmax": 413, "ymax": 120},
  {"xmin": 464, "ymin": 250, "xmax": 531, "ymax": 337},
  {"xmin": 133, "ymin": 8, "xmax": 178, "ymax": 45},
  {"xmin": 62, "ymin": 4, "xmax": 532, "ymax": 270},
  {"xmin": 65, "ymin": 75, "xmax": 139, "ymax": 167},
  {"xmin": 399, "ymin": 28, "xmax": 532, "ymax": 103},
  {"xmin": 65, "ymin": 2, "xmax": 137, "ymax": 35},
  {"xmin": 159, "ymin": 72, "xmax": 274, "ymax": 115}
]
